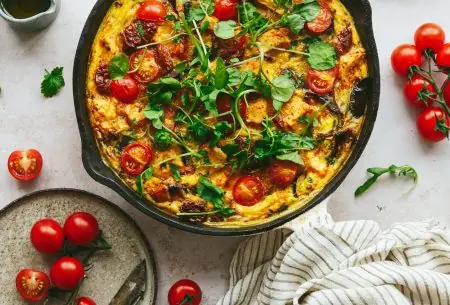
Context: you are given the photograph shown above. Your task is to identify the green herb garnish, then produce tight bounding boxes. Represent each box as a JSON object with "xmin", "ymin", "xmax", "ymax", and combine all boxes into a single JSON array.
[
  {"xmin": 41, "ymin": 67, "xmax": 65, "ymax": 98},
  {"xmin": 108, "ymin": 53, "xmax": 129, "ymax": 80},
  {"xmin": 214, "ymin": 20, "xmax": 236, "ymax": 39}
]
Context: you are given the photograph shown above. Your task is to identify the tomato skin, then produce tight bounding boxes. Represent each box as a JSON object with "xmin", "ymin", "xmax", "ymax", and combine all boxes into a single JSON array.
[
  {"xmin": 391, "ymin": 44, "xmax": 422, "ymax": 76},
  {"xmin": 136, "ymin": 0, "xmax": 167, "ymax": 22},
  {"xmin": 216, "ymin": 94, "xmax": 247, "ymax": 123},
  {"xmin": 232, "ymin": 176, "xmax": 265, "ymax": 206},
  {"xmin": 214, "ymin": 0, "xmax": 238, "ymax": 21},
  {"xmin": 64, "ymin": 212, "xmax": 99, "ymax": 246},
  {"xmin": 50, "ymin": 257, "xmax": 85, "ymax": 291},
  {"xmin": 403, "ymin": 75, "xmax": 436, "ymax": 108},
  {"xmin": 7, "ymin": 149, "xmax": 43, "ymax": 181},
  {"xmin": 168, "ymin": 279, "xmax": 202, "ymax": 305},
  {"xmin": 16, "ymin": 269, "xmax": 50, "ymax": 303},
  {"xmin": 30, "ymin": 218, "xmax": 65, "ymax": 254},
  {"xmin": 436, "ymin": 43, "xmax": 450, "ymax": 70},
  {"xmin": 305, "ymin": 4, "xmax": 332, "ymax": 35},
  {"xmin": 443, "ymin": 82, "xmax": 450, "ymax": 106},
  {"xmin": 129, "ymin": 49, "xmax": 162, "ymax": 83},
  {"xmin": 269, "ymin": 159, "xmax": 300, "ymax": 187},
  {"xmin": 76, "ymin": 297, "xmax": 96, "ymax": 305},
  {"xmin": 110, "ymin": 75, "xmax": 140, "ymax": 103},
  {"xmin": 414, "ymin": 23, "xmax": 445, "ymax": 53},
  {"xmin": 120, "ymin": 142, "xmax": 153, "ymax": 175},
  {"xmin": 306, "ymin": 68, "xmax": 337, "ymax": 94},
  {"xmin": 416, "ymin": 107, "xmax": 450, "ymax": 142}
]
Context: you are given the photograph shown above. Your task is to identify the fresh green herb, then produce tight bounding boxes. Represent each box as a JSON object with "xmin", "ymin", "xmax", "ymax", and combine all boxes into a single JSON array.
[
  {"xmin": 154, "ymin": 129, "xmax": 173, "ymax": 149},
  {"xmin": 237, "ymin": 2, "xmax": 269, "ymax": 42},
  {"xmin": 187, "ymin": 7, "xmax": 207, "ymax": 21},
  {"xmin": 108, "ymin": 53, "xmax": 129, "ymax": 80},
  {"xmin": 210, "ymin": 121, "xmax": 232, "ymax": 147},
  {"xmin": 200, "ymin": 20, "xmax": 210, "ymax": 33},
  {"xmin": 276, "ymin": 151, "xmax": 304, "ymax": 165},
  {"xmin": 307, "ymin": 40, "xmax": 337, "ymax": 71},
  {"xmin": 196, "ymin": 177, "xmax": 235, "ymax": 216},
  {"xmin": 271, "ymin": 74, "xmax": 296, "ymax": 111},
  {"xmin": 188, "ymin": 118, "xmax": 211, "ymax": 142},
  {"xmin": 136, "ymin": 23, "xmax": 145, "ymax": 37},
  {"xmin": 136, "ymin": 166, "xmax": 154, "ymax": 196},
  {"xmin": 214, "ymin": 57, "xmax": 229, "ymax": 90},
  {"xmin": 144, "ymin": 105, "xmax": 164, "ymax": 129},
  {"xmin": 299, "ymin": 114, "xmax": 319, "ymax": 127},
  {"xmin": 214, "ymin": 20, "xmax": 236, "ymax": 39},
  {"xmin": 355, "ymin": 165, "xmax": 418, "ymax": 197},
  {"xmin": 169, "ymin": 164, "xmax": 181, "ymax": 181},
  {"xmin": 41, "ymin": 67, "xmax": 65, "ymax": 98},
  {"xmin": 148, "ymin": 76, "xmax": 182, "ymax": 104},
  {"xmin": 284, "ymin": 0, "xmax": 321, "ymax": 34}
]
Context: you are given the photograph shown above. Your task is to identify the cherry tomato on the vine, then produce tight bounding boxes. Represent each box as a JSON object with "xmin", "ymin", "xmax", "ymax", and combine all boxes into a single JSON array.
[
  {"xmin": 76, "ymin": 296, "xmax": 96, "ymax": 305},
  {"xmin": 416, "ymin": 107, "xmax": 450, "ymax": 142},
  {"xmin": 391, "ymin": 44, "xmax": 422, "ymax": 76},
  {"xmin": 136, "ymin": 0, "xmax": 167, "ymax": 22},
  {"xmin": 168, "ymin": 279, "xmax": 202, "ymax": 305},
  {"xmin": 64, "ymin": 212, "xmax": 99, "ymax": 246},
  {"xmin": 8, "ymin": 149, "xmax": 43, "ymax": 181},
  {"xmin": 414, "ymin": 23, "xmax": 445, "ymax": 53},
  {"xmin": 50, "ymin": 256, "xmax": 85, "ymax": 291},
  {"xmin": 16, "ymin": 269, "xmax": 50, "ymax": 303},
  {"xmin": 30, "ymin": 218, "xmax": 65, "ymax": 254},
  {"xmin": 403, "ymin": 74, "xmax": 436, "ymax": 108},
  {"xmin": 443, "ymin": 81, "xmax": 450, "ymax": 106},
  {"xmin": 436, "ymin": 43, "xmax": 450, "ymax": 71},
  {"xmin": 232, "ymin": 176, "xmax": 265, "ymax": 206}
]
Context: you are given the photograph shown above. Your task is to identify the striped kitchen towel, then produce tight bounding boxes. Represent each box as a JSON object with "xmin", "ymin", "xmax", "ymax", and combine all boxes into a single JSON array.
[{"xmin": 217, "ymin": 215, "xmax": 450, "ymax": 305}]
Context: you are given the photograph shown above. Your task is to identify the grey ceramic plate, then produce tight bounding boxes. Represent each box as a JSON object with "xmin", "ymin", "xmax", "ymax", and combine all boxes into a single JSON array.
[{"xmin": 0, "ymin": 189, "xmax": 157, "ymax": 305}]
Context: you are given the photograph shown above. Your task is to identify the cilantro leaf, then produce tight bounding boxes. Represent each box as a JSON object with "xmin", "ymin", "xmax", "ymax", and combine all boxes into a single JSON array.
[
  {"xmin": 214, "ymin": 20, "xmax": 236, "ymax": 39},
  {"xmin": 169, "ymin": 164, "xmax": 181, "ymax": 181},
  {"xmin": 277, "ymin": 152, "xmax": 304, "ymax": 165},
  {"xmin": 307, "ymin": 40, "xmax": 337, "ymax": 71},
  {"xmin": 144, "ymin": 105, "xmax": 164, "ymax": 129},
  {"xmin": 210, "ymin": 121, "xmax": 232, "ymax": 147},
  {"xmin": 271, "ymin": 74, "xmax": 295, "ymax": 111},
  {"xmin": 108, "ymin": 53, "xmax": 129, "ymax": 80},
  {"xmin": 41, "ymin": 67, "xmax": 65, "ymax": 98},
  {"xmin": 214, "ymin": 57, "xmax": 229, "ymax": 90}
]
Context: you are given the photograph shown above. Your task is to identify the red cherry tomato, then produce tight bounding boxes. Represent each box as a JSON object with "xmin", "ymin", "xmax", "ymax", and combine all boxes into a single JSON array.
[
  {"xmin": 403, "ymin": 74, "xmax": 436, "ymax": 108},
  {"xmin": 391, "ymin": 44, "xmax": 422, "ymax": 76},
  {"xmin": 136, "ymin": 0, "xmax": 167, "ymax": 22},
  {"xmin": 216, "ymin": 94, "xmax": 247, "ymax": 123},
  {"xmin": 414, "ymin": 23, "xmax": 445, "ymax": 53},
  {"xmin": 64, "ymin": 212, "xmax": 99, "ymax": 246},
  {"xmin": 416, "ymin": 107, "xmax": 450, "ymax": 142},
  {"xmin": 110, "ymin": 75, "xmax": 140, "ymax": 103},
  {"xmin": 232, "ymin": 176, "xmax": 265, "ymax": 206},
  {"xmin": 129, "ymin": 49, "xmax": 162, "ymax": 83},
  {"xmin": 168, "ymin": 279, "xmax": 202, "ymax": 305},
  {"xmin": 213, "ymin": 0, "xmax": 238, "ymax": 21},
  {"xmin": 30, "ymin": 218, "xmax": 65, "ymax": 254},
  {"xmin": 305, "ymin": 4, "xmax": 332, "ymax": 35},
  {"xmin": 269, "ymin": 159, "xmax": 300, "ymax": 187},
  {"xmin": 76, "ymin": 297, "xmax": 96, "ymax": 305},
  {"xmin": 7, "ymin": 149, "xmax": 43, "ymax": 181},
  {"xmin": 436, "ymin": 43, "xmax": 450, "ymax": 70},
  {"xmin": 306, "ymin": 68, "xmax": 337, "ymax": 94},
  {"xmin": 443, "ymin": 81, "xmax": 450, "ymax": 106},
  {"xmin": 16, "ymin": 269, "xmax": 50, "ymax": 303},
  {"xmin": 50, "ymin": 257, "xmax": 85, "ymax": 291},
  {"xmin": 120, "ymin": 142, "xmax": 153, "ymax": 175}
]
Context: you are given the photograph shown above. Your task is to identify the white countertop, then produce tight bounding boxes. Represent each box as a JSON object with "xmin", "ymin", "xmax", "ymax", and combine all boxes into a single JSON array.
[{"xmin": 1, "ymin": 0, "xmax": 450, "ymax": 304}]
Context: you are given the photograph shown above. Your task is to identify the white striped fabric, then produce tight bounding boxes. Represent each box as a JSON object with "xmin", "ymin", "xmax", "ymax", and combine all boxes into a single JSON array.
[{"xmin": 217, "ymin": 215, "xmax": 450, "ymax": 305}]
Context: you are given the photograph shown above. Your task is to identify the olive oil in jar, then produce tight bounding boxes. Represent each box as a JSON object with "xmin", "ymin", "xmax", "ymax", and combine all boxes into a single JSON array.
[{"xmin": 1, "ymin": 0, "xmax": 51, "ymax": 19}]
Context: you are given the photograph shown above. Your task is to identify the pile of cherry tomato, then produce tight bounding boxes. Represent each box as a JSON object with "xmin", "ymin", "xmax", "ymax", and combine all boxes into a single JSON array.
[
  {"xmin": 391, "ymin": 23, "xmax": 450, "ymax": 142},
  {"xmin": 16, "ymin": 212, "xmax": 100, "ymax": 304}
]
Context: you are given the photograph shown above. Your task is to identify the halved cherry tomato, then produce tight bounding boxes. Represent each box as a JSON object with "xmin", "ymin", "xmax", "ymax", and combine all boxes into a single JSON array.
[
  {"xmin": 305, "ymin": 4, "xmax": 332, "ymax": 35},
  {"xmin": 269, "ymin": 159, "xmax": 300, "ymax": 187},
  {"xmin": 110, "ymin": 75, "xmax": 140, "ymax": 103},
  {"xmin": 64, "ymin": 212, "xmax": 99, "ymax": 246},
  {"xmin": 7, "ymin": 149, "xmax": 43, "ymax": 181},
  {"xmin": 232, "ymin": 176, "xmax": 265, "ymax": 206},
  {"xmin": 216, "ymin": 94, "xmax": 247, "ymax": 123},
  {"xmin": 414, "ymin": 23, "xmax": 445, "ymax": 53},
  {"xmin": 50, "ymin": 256, "xmax": 85, "ymax": 291},
  {"xmin": 76, "ymin": 297, "xmax": 96, "ymax": 305},
  {"xmin": 168, "ymin": 279, "xmax": 202, "ymax": 305},
  {"xmin": 120, "ymin": 142, "xmax": 153, "ymax": 175},
  {"xmin": 403, "ymin": 74, "xmax": 436, "ymax": 108},
  {"xmin": 129, "ymin": 49, "xmax": 162, "ymax": 83},
  {"xmin": 391, "ymin": 44, "xmax": 422, "ymax": 76},
  {"xmin": 214, "ymin": 0, "xmax": 238, "ymax": 21},
  {"xmin": 306, "ymin": 68, "xmax": 337, "ymax": 94},
  {"xmin": 416, "ymin": 107, "xmax": 450, "ymax": 142},
  {"xmin": 436, "ymin": 43, "xmax": 450, "ymax": 70},
  {"xmin": 30, "ymin": 218, "xmax": 64, "ymax": 254},
  {"xmin": 136, "ymin": 0, "xmax": 167, "ymax": 22},
  {"xmin": 16, "ymin": 269, "xmax": 50, "ymax": 302}
]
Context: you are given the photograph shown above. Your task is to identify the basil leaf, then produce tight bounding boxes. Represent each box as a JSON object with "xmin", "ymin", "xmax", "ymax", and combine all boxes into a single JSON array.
[
  {"xmin": 214, "ymin": 57, "xmax": 229, "ymax": 90},
  {"xmin": 213, "ymin": 20, "xmax": 236, "ymax": 39},
  {"xmin": 143, "ymin": 105, "xmax": 164, "ymax": 129},
  {"xmin": 169, "ymin": 164, "xmax": 181, "ymax": 181},
  {"xmin": 276, "ymin": 152, "xmax": 304, "ymax": 165},
  {"xmin": 108, "ymin": 53, "xmax": 129, "ymax": 80},
  {"xmin": 307, "ymin": 40, "xmax": 337, "ymax": 71}
]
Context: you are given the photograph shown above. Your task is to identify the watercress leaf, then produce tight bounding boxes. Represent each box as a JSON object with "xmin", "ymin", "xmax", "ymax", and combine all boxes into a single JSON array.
[
  {"xmin": 214, "ymin": 20, "xmax": 237, "ymax": 39},
  {"xmin": 286, "ymin": 14, "xmax": 306, "ymax": 34},
  {"xmin": 294, "ymin": 0, "xmax": 320, "ymax": 22},
  {"xmin": 205, "ymin": 89, "xmax": 220, "ymax": 116},
  {"xmin": 307, "ymin": 40, "xmax": 337, "ymax": 71},
  {"xmin": 273, "ymin": 100, "xmax": 284, "ymax": 112},
  {"xmin": 187, "ymin": 7, "xmax": 206, "ymax": 21},
  {"xmin": 196, "ymin": 176, "xmax": 225, "ymax": 209},
  {"xmin": 210, "ymin": 121, "xmax": 232, "ymax": 147},
  {"xmin": 174, "ymin": 62, "xmax": 187, "ymax": 73},
  {"xmin": 200, "ymin": 20, "xmax": 210, "ymax": 33},
  {"xmin": 165, "ymin": 14, "xmax": 176, "ymax": 21},
  {"xmin": 160, "ymin": 77, "xmax": 182, "ymax": 88},
  {"xmin": 136, "ymin": 166, "xmax": 154, "ymax": 196},
  {"xmin": 41, "ymin": 67, "xmax": 65, "ymax": 98},
  {"xmin": 218, "ymin": 207, "xmax": 236, "ymax": 216},
  {"xmin": 221, "ymin": 144, "xmax": 240, "ymax": 157},
  {"xmin": 215, "ymin": 57, "xmax": 229, "ymax": 89},
  {"xmin": 143, "ymin": 105, "xmax": 164, "ymax": 129},
  {"xmin": 276, "ymin": 152, "xmax": 304, "ymax": 165},
  {"xmin": 188, "ymin": 119, "xmax": 211, "ymax": 141},
  {"xmin": 227, "ymin": 67, "xmax": 242, "ymax": 86},
  {"xmin": 169, "ymin": 164, "xmax": 181, "ymax": 181},
  {"xmin": 108, "ymin": 53, "xmax": 129, "ymax": 80},
  {"xmin": 271, "ymin": 74, "xmax": 295, "ymax": 104},
  {"xmin": 154, "ymin": 129, "xmax": 173, "ymax": 149}
]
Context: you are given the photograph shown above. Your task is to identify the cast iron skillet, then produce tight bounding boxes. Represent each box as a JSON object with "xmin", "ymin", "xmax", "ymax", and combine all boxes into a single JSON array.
[{"xmin": 73, "ymin": 0, "xmax": 380, "ymax": 236}]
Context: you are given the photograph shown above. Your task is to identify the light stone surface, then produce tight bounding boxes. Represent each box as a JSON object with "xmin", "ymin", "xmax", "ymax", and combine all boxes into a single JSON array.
[{"xmin": 1, "ymin": 0, "xmax": 450, "ymax": 304}]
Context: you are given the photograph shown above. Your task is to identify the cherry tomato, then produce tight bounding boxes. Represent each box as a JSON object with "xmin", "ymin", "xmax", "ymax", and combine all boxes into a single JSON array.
[
  {"xmin": 232, "ymin": 176, "xmax": 265, "ymax": 206},
  {"xmin": 120, "ymin": 142, "xmax": 153, "ymax": 175},
  {"xmin": 50, "ymin": 256, "xmax": 85, "ymax": 291},
  {"xmin": 391, "ymin": 44, "xmax": 422, "ymax": 76},
  {"xmin": 129, "ymin": 49, "xmax": 162, "ymax": 83},
  {"xmin": 305, "ymin": 4, "xmax": 332, "ymax": 35},
  {"xmin": 306, "ymin": 68, "xmax": 337, "ymax": 94},
  {"xmin": 216, "ymin": 94, "xmax": 247, "ymax": 123},
  {"xmin": 436, "ymin": 43, "xmax": 450, "ymax": 70},
  {"xmin": 136, "ymin": 0, "xmax": 167, "ymax": 22},
  {"xmin": 110, "ymin": 75, "xmax": 140, "ymax": 103},
  {"xmin": 213, "ymin": 0, "xmax": 238, "ymax": 21},
  {"xmin": 414, "ymin": 23, "xmax": 445, "ymax": 53},
  {"xmin": 16, "ymin": 269, "xmax": 50, "ymax": 303},
  {"xmin": 443, "ymin": 81, "xmax": 450, "ymax": 106},
  {"xmin": 403, "ymin": 74, "xmax": 436, "ymax": 108},
  {"xmin": 168, "ymin": 279, "xmax": 202, "ymax": 305},
  {"xmin": 269, "ymin": 159, "xmax": 300, "ymax": 187},
  {"xmin": 64, "ymin": 212, "xmax": 99, "ymax": 246},
  {"xmin": 30, "ymin": 218, "xmax": 65, "ymax": 254},
  {"xmin": 7, "ymin": 149, "xmax": 43, "ymax": 181},
  {"xmin": 76, "ymin": 296, "xmax": 96, "ymax": 305},
  {"xmin": 416, "ymin": 107, "xmax": 450, "ymax": 142}
]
